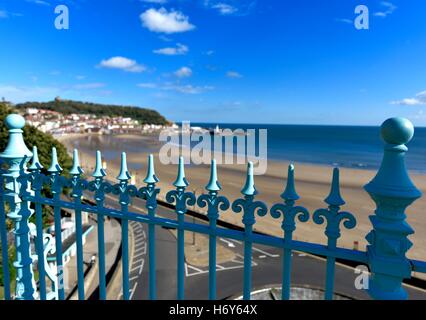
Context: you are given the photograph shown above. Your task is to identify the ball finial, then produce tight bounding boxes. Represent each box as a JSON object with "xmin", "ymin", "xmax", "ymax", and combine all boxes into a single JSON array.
[
  {"xmin": 5, "ymin": 114, "xmax": 26, "ymax": 130},
  {"xmin": 380, "ymin": 117, "xmax": 414, "ymax": 145}
]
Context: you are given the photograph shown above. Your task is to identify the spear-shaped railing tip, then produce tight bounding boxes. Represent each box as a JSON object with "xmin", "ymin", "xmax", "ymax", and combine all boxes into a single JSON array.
[
  {"xmin": 29, "ymin": 146, "xmax": 43, "ymax": 171},
  {"xmin": 173, "ymin": 156, "xmax": 189, "ymax": 188},
  {"xmin": 241, "ymin": 161, "xmax": 257, "ymax": 196},
  {"xmin": 47, "ymin": 147, "xmax": 62, "ymax": 173},
  {"xmin": 205, "ymin": 159, "xmax": 221, "ymax": 192},
  {"xmin": 117, "ymin": 152, "xmax": 131, "ymax": 181},
  {"xmin": 324, "ymin": 167, "xmax": 345, "ymax": 207},
  {"xmin": 144, "ymin": 154, "xmax": 159, "ymax": 184},
  {"xmin": 281, "ymin": 164, "xmax": 300, "ymax": 201},
  {"xmin": 69, "ymin": 149, "xmax": 84, "ymax": 175},
  {"xmin": 92, "ymin": 150, "xmax": 106, "ymax": 178}
]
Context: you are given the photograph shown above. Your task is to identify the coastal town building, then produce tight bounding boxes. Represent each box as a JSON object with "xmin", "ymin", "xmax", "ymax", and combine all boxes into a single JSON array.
[{"xmin": 23, "ymin": 108, "xmax": 178, "ymax": 136}]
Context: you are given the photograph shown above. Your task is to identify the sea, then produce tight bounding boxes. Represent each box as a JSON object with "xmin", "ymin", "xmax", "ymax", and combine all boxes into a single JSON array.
[
  {"xmin": 191, "ymin": 123, "xmax": 426, "ymax": 174},
  {"xmin": 67, "ymin": 123, "xmax": 426, "ymax": 174}
]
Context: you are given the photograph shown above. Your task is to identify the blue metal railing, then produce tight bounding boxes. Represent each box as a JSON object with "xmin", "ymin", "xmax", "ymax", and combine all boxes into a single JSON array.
[{"xmin": 0, "ymin": 114, "xmax": 424, "ymax": 300}]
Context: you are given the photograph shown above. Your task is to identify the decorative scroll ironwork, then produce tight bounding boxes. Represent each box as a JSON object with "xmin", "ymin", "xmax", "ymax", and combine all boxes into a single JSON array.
[{"xmin": 0, "ymin": 113, "xmax": 425, "ymax": 301}]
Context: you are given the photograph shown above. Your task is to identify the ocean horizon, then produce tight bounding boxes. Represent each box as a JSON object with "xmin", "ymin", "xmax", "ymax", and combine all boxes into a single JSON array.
[
  {"xmin": 69, "ymin": 123, "xmax": 426, "ymax": 175},
  {"xmin": 189, "ymin": 123, "xmax": 426, "ymax": 173}
]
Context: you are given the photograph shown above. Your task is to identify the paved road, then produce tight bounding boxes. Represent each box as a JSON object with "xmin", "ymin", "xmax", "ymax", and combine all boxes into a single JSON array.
[{"xmin": 98, "ymin": 193, "xmax": 426, "ymax": 300}]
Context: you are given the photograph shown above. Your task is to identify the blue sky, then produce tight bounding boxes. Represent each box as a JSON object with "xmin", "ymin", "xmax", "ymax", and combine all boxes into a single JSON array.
[{"xmin": 1, "ymin": 0, "xmax": 426, "ymax": 125}]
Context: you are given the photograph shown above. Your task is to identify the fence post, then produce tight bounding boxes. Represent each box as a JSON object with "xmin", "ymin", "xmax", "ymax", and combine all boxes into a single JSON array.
[
  {"xmin": 364, "ymin": 117, "xmax": 421, "ymax": 300},
  {"xmin": 0, "ymin": 114, "xmax": 36, "ymax": 300}
]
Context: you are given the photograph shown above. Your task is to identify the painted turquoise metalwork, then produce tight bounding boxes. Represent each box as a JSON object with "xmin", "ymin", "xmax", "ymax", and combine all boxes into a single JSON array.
[
  {"xmin": 270, "ymin": 164, "xmax": 309, "ymax": 300},
  {"xmin": 69, "ymin": 149, "xmax": 86, "ymax": 300},
  {"xmin": 47, "ymin": 147, "xmax": 66, "ymax": 300},
  {"xmin": 166, "ymin": 156, "xmax": 196, "ymax": 300},
  {"xmin": 313, "ymin": 168, "xmax": 356, "ymax": 300},
  {"xmin": 232, "ymin": 162, "xmax": 267, "ymax": 300},
  {"xmin": 139, "ymin": 154, "xmax": 160, "ymax": 300},
  {"xmin": 0, "ymin": 114, "xmax": 37, "ymax": 300},
  {"xmin": 88, "ymin": 150, "xmax": 110, "ymax": 300},
  {"xmin": 28, "ymin": 146, "xmax": 47, "ymax": 300},
  {"xmin": 115, "ymin": 152, "xmax": 132, "ymax": 300},
  {"xmin": 173, "ymin": 156, "xmax": 189, "ymax": 188},
  {"xmin": 197, "ymin": 159, "xmax": 230, "ymax": 300},
  {"xmin": 364, "ymin": 117, "xmax": 421, "ymax": 300},
  {"xmin": 144, "ymin": 154, "xmax": 159, "ymax": 184},
  {"xmin": 0, "ymin": 162, "xmax": 11, "ymax": 300},
  {"xmin": 92, "ymin": 150, "xmax": 106, "ymax": 178},
  {"xmin": 2, "ymin": 114, "xmax": 426, "ymax": 301}
]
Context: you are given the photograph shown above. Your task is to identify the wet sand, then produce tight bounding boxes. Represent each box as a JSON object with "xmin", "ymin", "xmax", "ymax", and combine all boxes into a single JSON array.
[{"xmin": 58, "ymin": 133, "xmax": 426, "ymax": 264}]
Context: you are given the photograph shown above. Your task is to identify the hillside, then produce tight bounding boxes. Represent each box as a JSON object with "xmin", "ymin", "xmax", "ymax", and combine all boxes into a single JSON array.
[{"xmin": 15, "ymin": 99, "xmax": 169, "ymax": 125}]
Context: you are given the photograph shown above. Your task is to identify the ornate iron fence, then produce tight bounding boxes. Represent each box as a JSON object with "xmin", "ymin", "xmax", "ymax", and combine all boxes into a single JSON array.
[{"xmin": 0, "ymin": 114, "xmax": 426, "ymax": 300}]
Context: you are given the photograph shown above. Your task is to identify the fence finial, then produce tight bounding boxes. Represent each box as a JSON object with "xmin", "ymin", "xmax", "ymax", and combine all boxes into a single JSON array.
[
  {"xmin": 173, "ymin": 156, "xmax": 189, "ymax": 188},
  {"xmin": 281, "ymin": 164, "xmax": 299, "ymax": 201},
  {"xmin": 241, "ymin": 161, "xmax": 257, "ymax": 196},
  {"xmin": 47, "ymin": 147, "xmax": 62, "ymax": 173},
  {"xmin": 117, "ymin": 152, "xmax": 131, "ymax": 181},
  {"xmin": 325, "ymin": 168, "xmax": 345, "ymax": 206},
  {"xmin": 364, "ymin": 117, "xmax": 421, "ymax": 300},
  {"xmin": 0, "ymin": 114, "xmax": 37, "ymax": 299},
  {"xmin": 69, "ymin": 149, "xmax": 83, "ymax": 175},
  {"xmin": 1, "ymin": 114, "xmax": 32, "ymax": 160},
  {"xmin": 92, "ymin": 150, "xmax": 106, "ymax": 178},
  {"xmin": 29, "ymin": 146, "xmax": 43, "ymax": 171},
  {"xmin": 205, "ymin": 159, "xmax": 221, "ymax": 192},
  {"xmin": 365, "ymin": 117, "xmax": 420, "ymax": 198},
  {"xmin": 144, "ymin": 154, "xmax": 159, "ymax": 184}
]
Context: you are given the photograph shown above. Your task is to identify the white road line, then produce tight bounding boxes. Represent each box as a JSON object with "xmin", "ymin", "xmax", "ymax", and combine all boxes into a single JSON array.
[
  {"xmin": 231, "ymin": 254, "xmax": 258, "ymax": 266},
  {"xmin": 185, "ymin": 264, "xmax": 204, "ymax": 276},
  {"xmin": 130, "ymin": 259, "xmax": 145, "ymax": 275},
  {"xmin": 130, "ymin": 276, "xmax": 139, "ymax": 281},
  {"xmin": 132, "ymin": 257, "xmax": 145, "ymax": 265},
  {"xmin": 133, "ymin": 251, "xmax": 146, "ymax": 260},
  {"xmin": 219, "ymin": 238, "xmax": 236, "ymax": 248},
  {"xmin": 129, "ymin": 282, "xmax": 138, "ymax": 300},
  {"xmin": 134, "ymin": 234, "xmax": 146, "ymax": 241},
  {"xmin": 133, "ymin": 243, "xmax": 147, "ymax": 255},
  {"xmin": 252, "ymin": 246, "xmax": 280, "ymax": 258},
  {"xmin": 259, "ymin": 255, "xmax": 266, "ymax": 259}
]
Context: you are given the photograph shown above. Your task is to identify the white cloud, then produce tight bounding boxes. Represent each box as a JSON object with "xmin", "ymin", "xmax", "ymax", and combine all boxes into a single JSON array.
[
  {"xmin": 137, "ymin": 83, "xmax": 158, "ymax": 89},
  {"xmin": 212, "ymin": 3, "xmax": 238, "ymax": 15},
  {"xmin": 168, "ymin": 84, "xmax": 213, "ymax": 94},
  {"xmin": 75, "ymin": 75, "xmax": 86, "ymax": 80},
  {"xmin": 99, "ymin": 56, "xmax": 146, "ymax": 73},
  {"xmin": 0, "ymin": 85, "xmax": 61, "ymax": 103},
  {"xmin": 174, "ymin": 67, "xmax": 192, "ymax": 78},
  {"xmin": 335, "ymin": 18, "xmax": 353, "ymax": 25},
  {"xmin": 73, "ymin": 83, "xmax": 106, "ymax": 90},
  {"xmin": 137, "ymin": 82, "xmax": 213, "ymax": 94},
  {"xmin": 140, "ymin": 0, "xmax": 167, "ymax": 3},
  {"xmin": 26, "ymin": 0, "xmax": 51, "ymax": 6},
  {"xmin": 153, "ymin": 43, "xmax": 188, "ymax": 55},
  {"xmin": 391, "ymin": 91, "xmax": 426, "ymax": 106},
  {"xmin": 158, "ymin": 35, "xmax": 172, "ymax": 42},
  {"xmin": 0, "ymin": 11, "xmax": 8, "ymax": 18},
  {"xmin": 140, "ymin": 8, "xmax": 195, "ymax": 33},
  {"xmin": 374, "ymin": 1, "xmax": 397, "ymax": 18},
  {"xmin": 226, "ymin": 71, "xmax": 243, "ymax": 78}
]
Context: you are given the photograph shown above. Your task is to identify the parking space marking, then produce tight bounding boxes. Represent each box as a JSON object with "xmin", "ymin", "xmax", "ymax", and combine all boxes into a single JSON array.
[
  {"xmin": 129, "ymin": 282, "xmax": 138, "ymax": 300},
  {"xmin": 252, "ymin": 246, "xmax": 280, "ymax": 258}
]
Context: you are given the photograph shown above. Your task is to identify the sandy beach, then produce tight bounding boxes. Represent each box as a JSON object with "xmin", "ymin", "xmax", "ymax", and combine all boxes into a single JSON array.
[{"xmin": 58, "ymin": 133, "xmax": 426, "ymax": 264}]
